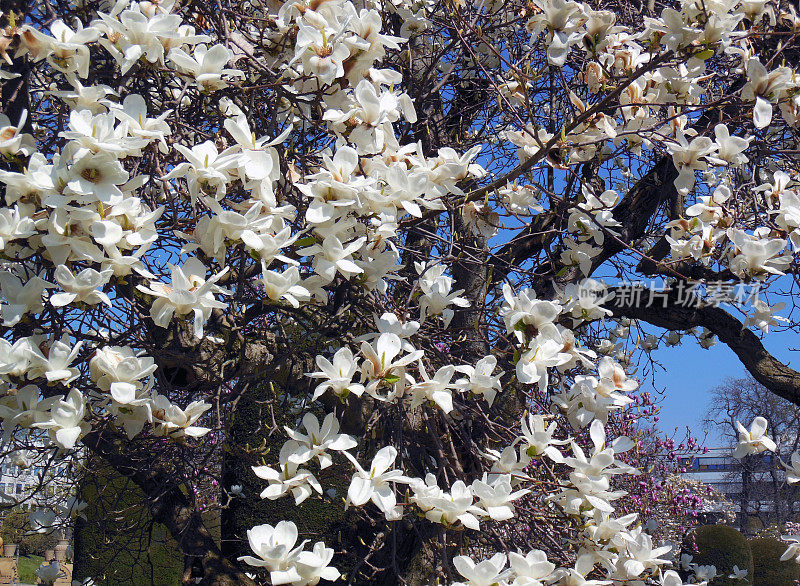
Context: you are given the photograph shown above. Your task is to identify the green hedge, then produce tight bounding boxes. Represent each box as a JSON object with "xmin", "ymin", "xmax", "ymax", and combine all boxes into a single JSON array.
[
  {"xmin": 682, "ymin": 525, "xmax": 753, "ymax": 585},
  {"xmin": 749, "ymin": 537, "xmax": 800, "ymax": 585}
]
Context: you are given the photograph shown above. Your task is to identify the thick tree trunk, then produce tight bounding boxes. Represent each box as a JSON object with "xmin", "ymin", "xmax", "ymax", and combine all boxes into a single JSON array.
[
  {"xmin": 81, "ymin": 429, "xmax": 257, "ymax": 586},
  {"xmin": 0, "ymin": 1, "xmax": 29, "ymax": 124}
]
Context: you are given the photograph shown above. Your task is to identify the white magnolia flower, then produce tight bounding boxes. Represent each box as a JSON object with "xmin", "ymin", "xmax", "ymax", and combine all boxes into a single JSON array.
[
  {"xmin": 89, "ymin": 346, "xmax": 157, "ymax": 404},
  {"xmin": 501, "ymin": 283, "xmax": 561, "ymax": 339},
  {"xmin": 344, "ymin": 446, "xmax": 410, "ymax": 518},
  {"xmin": 0, "ymin": 205, "xmax": 36, "ymax": 250},
  {"xmin": 147, "ymin": 391, "xmax": 211, "ymax": 439},
  {"xmin": 112, "ymin": 94, "xmax": 172, "ymax": 151},
  {"xmin": 486, "ymin": 445, "xmax": 532, "ymax": 481},
  {"xmin": 516, "ymin": 324, "xmax": 573, "ymax": 390},
  {"xmin": 33, "ymin": 388, "xmax": 90, "ymax": 449},
  {"xmin": 253, "ymin": 441, "xmax": 323, "ymax": 505},
  {"xmin": 61, "ymin": 109, "xmax": 147, "ymax": 157},
  {"xmin": 162, "ymin": 141, "xmax": 241, "ymax": 205},
  {"xmin": 373, "ymin": 312, "xmax": 420, "ymax": 339},
  {"xmin": 596, "ymin": 357, "xmax": 638, "ymax": 397},
  {"xmin": 415, "ymin": 262, "xmax": 469, "ymax": 326},
  {"xmin": 355, "ymin": 312, "xmax": 420, "ymax": 352},
  {"xmin": 553, "ymin": 553, "xmax": 612, "ymax": 585},
  {"xmin": 744, "ymin": 299, "xmax": 788, "ymax": 333},
  {"xmin": 195, "ymin": 198, "xmax": 273, "ymax": 262},
  {"xmin": 48, "ymin": 77, "xmax": 115, "ymax": 114},
  {"xmin": 0, "ymin": 271, "xmax": 53, "ymax": 326},
  {"xmin": 509, "ymin": 549, "xmax": 555, "ymax": 585},
  {"xmin": 728, "ymin": 565, "xmax": 748, "ymax": 579},
  {"xmin": 584, "ymin": 510, "xmax": 639, "ymax": 545},
  {"xmin": 667, "ymin": 131, "xmax": 717, "ymax": 195},
  {"xmin": 224, "ymin": 114, "xmax": 288, "ymax": 182},
  {"xmin": 470, "ymin": 474, "xmax": 529, "ymax": 521},
  {"xmin": 360, "ymin": 333, "xmax": 423, "ymax": 395},
  {"xmin": 238, "ymin": 521, "xmax": 305, "ymax": 581},
  {"xmin": 0, "ymin": 385, "xmax": 44, "ymax": 436},
  {"xmin": 308, "ymin": 347, "xmax": 365, "ymax": 400},
  {"xmin": 295, "ymin": 541, "xmax": 341, "ymax": 585},
  {"xmin": 299, "ymin": 235, "xmax": 366, "ymax": 283},
  {"xmin": 26, "ymin": 335, "xmax": 84, "ymax": 384},
  {"xmin": 66, "ymin": 151, "xmax": 131, "ymax": 205},
  {"xmin": 742, "ymin": 58, "xmax": 792, "ymax": 129},
  {"xmin": 260, "ymin": 265, "xmax": 310, "ymax": 308},
  {"xmin": 23, "ymin": 19, "xmax": 99, "ymax": 78},
  {"xmin": 412, "ymin": 478, "xmax": 484, "ymax": 530},
  {"xmin": 562, "ymin": 279, "xmax": 612, "ymax": 324},
  {"xmin": 407, "ymin": 363, "xmax": 456, "ymax": 413},
  {"xmin": 712, "ymin": 123, "xmax": 751, "ymax": 166},
  {"xmin": 733, "ymin": 416, "xmax": 777, "ymax": 458},
  {"xmin": 284, "ymin": 412, "xmax": 357, "ymax": 469},
  {"xmin": 453, "ymin": 553, "xmax": 510, "ymax": 586},
  {"xmin": 0, "ymin": 110, "xmax": 35, "ymax": 156},
  {"xmin": 29, "ymin": 509, "xmax": 58, "ymax": 533},
  {"xmin": 50, "ymin": 265, "xmax": 113, "ymax": 307},
  {"xmin": 136, "ymin": 257, "xmax": 230, "ymax": 339},
  {"xmin": 95, "ymin": 5, "xmax": 207, "ymax": 73},
  {"xmin": 560, "ymin": 238, "xmax": 601, "ymax": 276},
  {"xmin": 57, "ymin": 495, "xmax": 88, "ymax": 520},
  {"xmin": 239, "ymin": 521, "xmax": 339, "ymax": 585},
  {"xmin": 692, "ymin": 564, "xmax": 717, "ymax": 581},
  {"xmin": 455, "ymin": 355, "xmax": 503, "ymax": 406},
  {"xmin": 780, "ymin": 537, "xmax": 800, "ymax": 563},
  {"xmin": 0, "ymin": 337, "xmax": 35, "ymax": 381},
  {"xmin": 783, "ymin": 452, "xmax": 800, "ymax": 484},
  {"xmin": 168, "ymin": 44, "xmax": 243, "ymax": 91},
  {"xmin": 728, "ymin": 228, "xmax": 791, "ymax": 278},
  {"xmin": 564, "ymin": 419, "xmax": 637, "ymax": 479},
  {"xmin": 612, "ymin": 527, "xmax": 672, "ymax": 579},
  {"xmin": 35, "ymin": 561, "xmax": 63, "ymax": 586},
  {"xmin": 519, "ymin": 413, "xmax": 566, "ymax": 461}
]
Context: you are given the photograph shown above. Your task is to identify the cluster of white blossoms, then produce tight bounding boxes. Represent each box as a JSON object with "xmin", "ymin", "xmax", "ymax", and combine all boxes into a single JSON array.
[{"xmin": 1, "ymin": 0, "xmax": 799, "ymax": 582}]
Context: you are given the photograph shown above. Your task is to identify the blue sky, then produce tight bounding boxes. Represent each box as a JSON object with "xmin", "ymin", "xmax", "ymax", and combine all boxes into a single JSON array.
[{"xmin": 644, "ymin": 326, "xmax": 798, "ymax": 446}]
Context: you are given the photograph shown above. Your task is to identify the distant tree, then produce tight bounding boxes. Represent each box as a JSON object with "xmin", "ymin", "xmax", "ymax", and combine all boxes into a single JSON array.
[
  {"xmin": 704, "ymin": 376, "xmax": 800, "ymax": 531},
  {"xmin": 0, "ymin": 508, "xmax": 59, "ymax": 556}
]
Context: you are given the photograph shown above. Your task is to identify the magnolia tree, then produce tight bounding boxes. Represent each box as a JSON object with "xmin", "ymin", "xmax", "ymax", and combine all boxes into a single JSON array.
[{"xmin": 1, "ymin": 0, "xmax": 800, "ymax": 583}]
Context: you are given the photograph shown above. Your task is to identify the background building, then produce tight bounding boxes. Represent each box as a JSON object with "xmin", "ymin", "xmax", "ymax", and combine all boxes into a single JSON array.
[
  {"xmin": 681, "ymin": 447, "xmax": 800, "ymax": 531},
  {"xmin": 0, "ymin": 460, "xmax": 72, "ymax": 510}
]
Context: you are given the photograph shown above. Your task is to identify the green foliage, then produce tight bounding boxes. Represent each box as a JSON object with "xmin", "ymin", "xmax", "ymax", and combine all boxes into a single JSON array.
[
  {"xmin": 681, "ymin": 525, "xmax": 754, "ymax": 585},
  {"xmin": 72, "ymin": 458, "xmax": 184, "ymax": 586},
  {"xmin": 749, "ymin": 537, "xmax": 800, "ymax": 585},
  {"xmin": 0, "ymin": 508, "xmax": 59, "ymax": 556},
  {"xmin": 17, "ymin": 554, "xmax": 43, "ymax": 583}
]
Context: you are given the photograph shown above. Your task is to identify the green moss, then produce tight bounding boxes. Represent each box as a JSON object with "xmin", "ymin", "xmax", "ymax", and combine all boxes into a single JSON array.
[
  {"xmin": 682, "ymin": 525, "xmax": 753, "ymax": 585},
  {"xmin": 749, "ymin": 537, "xmax": 800, "ymax": 585},
  {"xmin": 72, "ymin": 459, "xmax": 184, "ymax": 586}
]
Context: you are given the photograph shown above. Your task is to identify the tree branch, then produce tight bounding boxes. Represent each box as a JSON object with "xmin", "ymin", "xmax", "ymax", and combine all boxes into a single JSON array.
[{"xmin": 604, "ymin": 288, "xmax": 800, "ymax": 406}]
